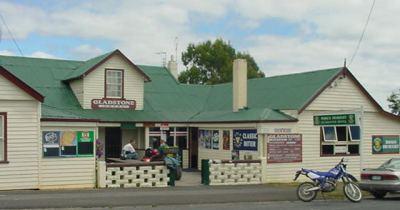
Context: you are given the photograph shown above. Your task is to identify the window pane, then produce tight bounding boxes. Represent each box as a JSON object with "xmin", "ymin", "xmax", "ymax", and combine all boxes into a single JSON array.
[
  {"xmin": 323, "ymin": 127, "xmax": 336, "ymax": 141},
  {"xmin": 106, "ymin": 70, "xmax": 123, "ymax": 98},
  {"xmin": 348, "ymin": 145, "xmax": 359, "ymax": 154},
  {"xmin": 336, "ymin": 126, "xmax": 348, "ymax": 141},
  {"xmin": 0, "ymin": 116, "xmax": 2, "ymax": 137},
  {"xmin": 322, "ymin": 145, "xmax": 334, "ymax": 155},
  {"xmin": 176, "ymin": 127, "xmax": 188, "ymax": 132},
  {"xmin": 177, "ymin": 136, "xmax": 187, "ymax": 149},
  {"xmin": 350, "ymin": 126, "xmax": 361, "ymax": 140},
  {"xmin": 151, "ymin": 136, "xmax": 160, "ymax": 148},
  {"xmin": 0, "ymin": 116, "xmax": 3, "ymax": 161}
]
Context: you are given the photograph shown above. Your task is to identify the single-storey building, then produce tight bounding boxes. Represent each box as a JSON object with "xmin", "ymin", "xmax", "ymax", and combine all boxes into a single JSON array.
[{"xmin": 0, "ymin": 49, "xmax": 399, "ymax": 190}]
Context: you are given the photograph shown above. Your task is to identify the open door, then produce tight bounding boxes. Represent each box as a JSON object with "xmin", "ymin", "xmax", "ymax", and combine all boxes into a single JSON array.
[
  {"xmin": 105, "ymin": 127, "xmax": 122, "ymax": 158},
  {"xmin": 189, "ymin": 127, "xmax": 198, "ymax": 169}
]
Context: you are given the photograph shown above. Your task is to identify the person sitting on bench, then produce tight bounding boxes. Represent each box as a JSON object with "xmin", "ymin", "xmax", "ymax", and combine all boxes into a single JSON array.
[{"xmin": 121, "ymin": 140, "xmax": 138, "ymax": 160}]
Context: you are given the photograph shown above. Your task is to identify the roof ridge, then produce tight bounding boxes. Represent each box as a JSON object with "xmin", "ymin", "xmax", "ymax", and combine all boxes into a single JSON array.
[
  {"xmin": 248, "ymin": 67, "xmax": 343, "ymax": 82},
  {"xmin": 0, "ymin": 54, "xmax": 82, "ymax": 62}
]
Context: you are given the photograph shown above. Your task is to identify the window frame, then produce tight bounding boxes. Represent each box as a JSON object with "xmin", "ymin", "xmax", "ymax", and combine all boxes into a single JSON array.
[
  {"xmin": 0, "ymin": 113, "xmax": 8, "ymax": 164},
  {"xmin": 322, "ymin": 126, "xmax": 337, "ymax": 141},
  {"xmin": 320, "ymin": 125, "xmax": 361, "ymax": 157},
  {"xmin": 349, "ymin": 126, "xmax": 361, "ymax": 141},
  {"xmin": 104, "ymin": 69, "xmax": 124, "ymax": 99}
]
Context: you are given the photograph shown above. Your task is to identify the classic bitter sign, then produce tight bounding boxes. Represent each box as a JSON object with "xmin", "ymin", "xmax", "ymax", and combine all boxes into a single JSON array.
[
  {"xmin": 267, "ymin": 134, "xmax": 302, "ymax": 163},
  {"xmin": 91, "ymin": 99, "xmax": 136, "ymax": 109}
]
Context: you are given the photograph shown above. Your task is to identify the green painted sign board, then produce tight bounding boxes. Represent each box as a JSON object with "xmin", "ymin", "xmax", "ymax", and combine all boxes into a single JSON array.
[
  {"xmin": 77, "ymin": 131, "xmax": 94, "ymax": 143},
  {"xmin": 372, "ymin": 135, "xmax": 400, "ymax": 154},
  {"xmin": 313, "ymin": 114, "xmax": 356, "ymax": 126}
]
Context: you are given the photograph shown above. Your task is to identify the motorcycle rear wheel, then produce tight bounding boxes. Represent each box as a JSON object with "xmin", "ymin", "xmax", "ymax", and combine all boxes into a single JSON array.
[
  {"xmin": 297, "ymin": 182, "xmax": 318, "ymax": 202},
  {"xmin": 343, "ymin": 182, "xmax": 362, "ymax": 202}
]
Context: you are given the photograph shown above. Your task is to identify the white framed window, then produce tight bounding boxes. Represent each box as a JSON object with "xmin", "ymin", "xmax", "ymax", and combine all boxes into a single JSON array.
[
  {"xmin": 321, "ymin": 125, "xmax": 360, "ymax": 156},
  {"xmin": 349, "ymin": 126, "xmax": 361, "ymax": 141},
  {"xmin": 0, "ymin": 113, "xmax": 6, "ymax": 162},
  {"xmin": 322, "ymin": 126, "xmax": 337, "ymax": 141},
  {"xmin": 105, "ymin": 69, "xmax": 123, "ymax": 98}
]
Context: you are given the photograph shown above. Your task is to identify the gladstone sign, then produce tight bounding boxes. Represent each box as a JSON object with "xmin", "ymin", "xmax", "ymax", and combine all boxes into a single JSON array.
[
  {"xmin": 313, "ymin": 114, "xmax": 356, "ymax": 126},
  {"xmin": 233, "ymin": 129, "xmax": 258, "ymax": 151},
  {"xmin": 267, "ymin": 134, "xmax": 302, "ymax": 163},
  {"xmin": 372, "ymin": 135, "xmax": 400, "ymax": 154},
  {"xmin": 91, "ymin": 98, "xmax": 136, "ymax": 109}
]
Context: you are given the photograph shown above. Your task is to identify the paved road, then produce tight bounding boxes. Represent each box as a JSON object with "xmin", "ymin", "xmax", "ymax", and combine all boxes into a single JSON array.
[
  {"xmin": 0, "ymin": 185, "xmax": 398, "ymax": 209},
  {"xmin": 106, "ymin": 199, "xmax": 400, "ymax": 210}
]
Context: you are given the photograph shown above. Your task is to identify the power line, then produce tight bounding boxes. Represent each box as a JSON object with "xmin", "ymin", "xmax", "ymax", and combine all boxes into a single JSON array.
[
  {"xmin": 0, "ymin": 13, "xmax": 24, "ymax": 56},
  {"xmin": 348, "ymin": 0, "xmax": 376, "ymax": 66}
]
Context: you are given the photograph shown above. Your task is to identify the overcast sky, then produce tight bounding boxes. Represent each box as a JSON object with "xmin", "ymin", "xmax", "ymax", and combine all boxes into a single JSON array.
[{"xmin": 0, "ymin": 0, "xmax": 398, "ymax": 110}]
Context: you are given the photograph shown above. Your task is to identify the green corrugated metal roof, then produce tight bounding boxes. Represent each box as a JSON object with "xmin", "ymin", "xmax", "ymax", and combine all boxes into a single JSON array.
[
  {"xmin": 0, "ymin": 52, "xmax": 343, "ymax": 123},
  {"xmin": 64, "ymin": 51, "xmax": 114, "ymax": 80}
]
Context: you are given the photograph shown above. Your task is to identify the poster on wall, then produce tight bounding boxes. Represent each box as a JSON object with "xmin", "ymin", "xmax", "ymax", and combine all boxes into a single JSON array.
[
  {"xmin": 212, "ymin": 130, "xmax": 219, "ymax": 150},
  {"xmin": 267, "ymin": 134, "xmax": 302, "ymax": 163},
  {"xmin": 372, "ymin": 135, "xmax": 400, "ymax": 154},
  {"xmin": 233, "ymin": 129, "xmax": 258, "ymax": 151},
  {"xmin": 223, "ymin": 130, "xmax": 230, "ymax": 150},
  {"xmin": 60, "ymin": 131, "xmax": 77, "ymax": 156},
  {"xmin": 42, "ymin": 131, "xmax": 61, "ymax": 157},
  {"xmin": 205, "ymin": 130, "xmax": 212, "ymax": 149},
  {"xmin": 77, "ymin": 131, "xmax": 95, "ymax": 156}
]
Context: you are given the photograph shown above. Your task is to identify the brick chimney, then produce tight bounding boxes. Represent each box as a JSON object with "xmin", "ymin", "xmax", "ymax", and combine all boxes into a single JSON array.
[
  {"xmin": 232, "ymin": 59, "xmax": 247, "ymax": 112},
  {"xmin": 167, "ymin": 55, "xmax": 178, "ymax": 79}
]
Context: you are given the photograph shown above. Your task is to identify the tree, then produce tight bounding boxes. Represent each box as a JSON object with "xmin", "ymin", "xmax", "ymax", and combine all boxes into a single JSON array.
[
  {"xmin": 178, "ymin": 39, "xmax": 265, "ymax": 85},
  {"xmin": 388, "ymin": 89, "xmax": 400, "ymax": 115}
]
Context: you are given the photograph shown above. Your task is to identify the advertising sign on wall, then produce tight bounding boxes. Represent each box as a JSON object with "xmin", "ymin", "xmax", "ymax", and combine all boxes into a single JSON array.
[
  {"xmin": 372, "ymin": 135, "xmax": 400, "ymax": 154},
  {"xmin": 199, "ymin": 130, "xmax": 214, "ymax": 149},
  {"xmin": 91, "ymin": 98, "xmax": 136, "ymax": 109},
  {"xmin": 223, "ymin": 130, "xmax": 230, "ymax": 150},
  {"xmin": 313, "ymin": 114, "xmax": 356, "ymax": 126},
  {"xmin": 267, "ymin": 134, "xmax": 302, "ymax": 163},
  {"xmin": 42, "ymin": 131, "xmax": 94, "ymax": 157},
  {"xmin": 233, "ymin": 129, "xmax": 258, "ymax": 151}
]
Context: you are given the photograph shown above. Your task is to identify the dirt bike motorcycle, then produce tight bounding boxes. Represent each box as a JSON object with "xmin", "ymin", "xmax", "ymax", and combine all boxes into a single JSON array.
[{"xmin": 293, "ymin": 158, "xmax": 362, "ymax": 202}]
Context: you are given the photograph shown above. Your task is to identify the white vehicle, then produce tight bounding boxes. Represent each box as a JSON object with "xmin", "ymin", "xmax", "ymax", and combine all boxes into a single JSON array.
[{"xmin": 359, "ymin": 158, "xmax": 400, "ymax": 199}]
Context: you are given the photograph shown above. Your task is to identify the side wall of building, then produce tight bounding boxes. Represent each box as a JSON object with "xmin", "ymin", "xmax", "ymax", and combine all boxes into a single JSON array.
[
  {"xmin": 70, "ymin": 79, "xmax": 84, "ymax": 106},
  {"xmin": 0, "ymin": 75, "xmax": 41, "ymax": 190},
  {"xmin": 39, "ymin": 122, "xmax": 98, "ymax": 189},
  {"xmin": 82, "ymin": 54, "xmax": 145, "ymax": 110},
  {"xmin": 264, "ymin": 76, "xmax": 400, "ymax": 182}
]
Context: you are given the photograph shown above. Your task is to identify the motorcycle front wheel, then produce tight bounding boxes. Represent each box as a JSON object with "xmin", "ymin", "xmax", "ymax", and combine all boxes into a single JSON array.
[
  {"xmin": 297, "ymin": 182, "xmax": 318, "ymax": 202},
  {"xmin": 343, "ymin": 182, "xmax": 362, "ymax": 202}
]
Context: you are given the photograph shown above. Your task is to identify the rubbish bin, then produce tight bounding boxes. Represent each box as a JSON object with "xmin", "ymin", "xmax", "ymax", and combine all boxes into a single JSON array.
[{"xmin": 201, "ymin": 159, "xmax": 210, "ymax": 185}]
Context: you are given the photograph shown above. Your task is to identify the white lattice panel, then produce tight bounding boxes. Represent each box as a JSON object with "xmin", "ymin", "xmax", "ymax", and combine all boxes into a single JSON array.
[
  {"xmin": 208, "ymin": 160, "xmax": 262, "ymax": 186},
  {"xmin": 105, "ymin": 165, "xmax": 170, "ymax": 188}
]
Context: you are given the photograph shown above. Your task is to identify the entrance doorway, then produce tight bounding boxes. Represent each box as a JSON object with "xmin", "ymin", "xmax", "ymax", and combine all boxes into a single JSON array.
[
  {"xmin": 189, "ymin": 127, "xmax": 198, "ymax": 169},
  {"xmin": 105, "ymin": 127, "xmax": 122, "ymax": 158}
]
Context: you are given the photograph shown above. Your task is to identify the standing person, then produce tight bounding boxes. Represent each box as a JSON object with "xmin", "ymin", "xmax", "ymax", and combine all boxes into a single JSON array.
[
  {"xmin": 158, "ymin": 138, "xmax": 169, "ymax": 156},
  {"xmin": 121, "ymin": 140, "xmax": 138, "ymax": 160}
]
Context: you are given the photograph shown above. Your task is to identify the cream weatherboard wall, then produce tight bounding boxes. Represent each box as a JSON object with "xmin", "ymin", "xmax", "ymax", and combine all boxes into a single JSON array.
[
  {"xmin": 81, "ymin": 54, "xmax": 145, "ymax": 110},
  {"xmin": 0, "ymin": 75, "xmax": 41, "ymax": 190},
  {"xmin": 39, "ymin": 122, "xmax": 97, "ymax": 189},
  {"xmin": 263, "ymin": 76, "xmax": 400, "ymax": 182},
  {"xmin": 70, "ymin": 79, "xmax": 84, "ymax": 106}
]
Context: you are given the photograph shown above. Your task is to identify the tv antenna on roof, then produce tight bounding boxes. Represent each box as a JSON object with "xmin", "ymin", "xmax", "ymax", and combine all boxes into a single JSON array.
[{"xmin": 156, "ymin": 51, "xmax": 167, "ymax": 67}]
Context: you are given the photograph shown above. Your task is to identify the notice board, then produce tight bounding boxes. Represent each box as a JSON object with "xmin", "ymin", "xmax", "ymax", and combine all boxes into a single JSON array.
[{"xmin": 267, "ymin": 134, "xmax": 302, "ymax": 163}]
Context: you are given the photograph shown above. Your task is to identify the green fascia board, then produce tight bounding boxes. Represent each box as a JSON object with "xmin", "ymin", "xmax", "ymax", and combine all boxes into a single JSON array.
[{"xmin": 0, "ymin": 53, "xmax": 343, "ymax": 123}]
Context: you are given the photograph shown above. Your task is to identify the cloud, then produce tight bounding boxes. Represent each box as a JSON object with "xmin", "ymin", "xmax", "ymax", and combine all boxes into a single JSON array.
[
  {"xmin": 30, "ymin": 51, "xmax": 57, "ymax": 59},
  {"xmin": 0, "ymin": 0, "xmax": 398, "ymax": 110},
  {"xmin": 71, "ymin": 44, "xmax": 104, "ymax": 60},
  {"xmin": 0, "ymin": 50, "xmax": 15, "ymax": 56}
]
